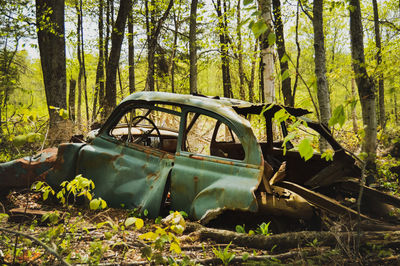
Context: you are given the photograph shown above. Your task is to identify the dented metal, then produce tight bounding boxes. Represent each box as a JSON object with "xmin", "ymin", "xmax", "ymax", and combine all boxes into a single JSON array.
[{"xmin": 2, "ymin": 92, "xmax": 400, "ymax": 225}]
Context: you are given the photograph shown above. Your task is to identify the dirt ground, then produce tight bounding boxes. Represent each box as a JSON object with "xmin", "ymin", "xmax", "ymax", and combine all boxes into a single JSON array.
[{"xmin": 1, "ymin": 190, "xmax": 400, "ymax": 265}]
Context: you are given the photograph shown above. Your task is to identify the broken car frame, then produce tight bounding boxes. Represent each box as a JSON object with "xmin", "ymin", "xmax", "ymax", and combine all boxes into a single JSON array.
[{"xmin": 1, "ymin": 92, "xmax": 400, "ymax": 228}]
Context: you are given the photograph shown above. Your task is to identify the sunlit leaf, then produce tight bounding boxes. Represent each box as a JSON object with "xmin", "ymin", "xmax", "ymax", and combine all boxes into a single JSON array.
[
  {"xmin": 298, "ymin": 138, "xmax": 314, "ymax": 161},
  {"xmin": 251, "ymin": 20, "xmax": 267, "ymax": 39}
]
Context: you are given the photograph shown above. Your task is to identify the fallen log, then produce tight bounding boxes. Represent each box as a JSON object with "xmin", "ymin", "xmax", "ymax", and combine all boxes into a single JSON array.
[{"xmin": 185, "ymin": 223, "xmax": 400, "ymax": 252}]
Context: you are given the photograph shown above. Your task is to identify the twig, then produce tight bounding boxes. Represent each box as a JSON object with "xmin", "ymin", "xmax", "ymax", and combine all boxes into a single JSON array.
[{"xmin": 0, "ymin": 227, "xmax": 70, "ymax": 266}]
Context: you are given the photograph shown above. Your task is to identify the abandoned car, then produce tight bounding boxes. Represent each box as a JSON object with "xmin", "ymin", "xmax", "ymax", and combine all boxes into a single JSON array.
[{"xmin": 2, "ymin": 92, "xmax": 400, "ymax": 227}]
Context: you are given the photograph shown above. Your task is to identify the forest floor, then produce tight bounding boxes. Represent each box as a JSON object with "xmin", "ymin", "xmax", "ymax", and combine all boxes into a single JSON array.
[{"xmin": 1, "ymin": 190, "xmax": 400, "ymax": 265}]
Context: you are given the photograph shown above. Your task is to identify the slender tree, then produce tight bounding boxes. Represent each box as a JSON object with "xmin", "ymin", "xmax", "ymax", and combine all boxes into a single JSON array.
[
  {"xmin": 69, "ymin": 78, "xmax": 76, "ymax": 121},
  {"xmin": 257, "ymin": 0, "xmax": 275, "ymax": 103},
  {"xmin": 372, "ymin": 0, "xmax": 385, "ymax": 129},
  {"xmin": 349, "ymin": 0, "xmax": 377, "ymax": 171},
  {"xmin": 104, "ymin": 0, "xmax": 132, "ymax": 116},
  {"xmin": 312, "ymin": 0, "xmax": 331, "ymax": 151},
  {"xmin": 272, "ymin": 0, "xmax": 293, "ymax": 106},
  {"xmin": 237, "ymin": 0, "xmax": 245, "ymax": 100},
  {"xmin": 189, "ymin": 0, "xmax": 198, "ymax": 94},
  {"xmin": 144, "ymin": 0, "xmax": 174, "ymax": 91},
  {"xmin": 128, "ymin": 7, "xmax": 135, "ymax": 94},
  {"xmin": 214, "ymin": 0, "xmax": 232, "ymax": 98},
  {"xmin": 93, "ymin": 0, "xmax": 105, "ymax": 122}
]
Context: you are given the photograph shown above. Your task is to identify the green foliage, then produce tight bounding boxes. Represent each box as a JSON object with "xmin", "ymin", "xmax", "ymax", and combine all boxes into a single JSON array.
[
  {"xmin": 235, "ymin": 224, "xmax": 246, "ymax": 234},
  {"xmin": 298, "ymin": 138, "xmax": 314, "ymax": 161},
  {"xmin": 31, "ymin": 181, "xmax": 55, "ymax": 201},
  {"xmin": 212, "ymin": 242, "xmax": 235, "ymax": 265},
  {"xmin": 139, "ymin": 211, "xmax": 185, "ymax": 262},
  {"xmin": 329, "ymin": 104, "xmax": 346, "ymax": 128},
  {"xmin": 256, "ymin": 221, "xmax": 272, "ymax": 236}
]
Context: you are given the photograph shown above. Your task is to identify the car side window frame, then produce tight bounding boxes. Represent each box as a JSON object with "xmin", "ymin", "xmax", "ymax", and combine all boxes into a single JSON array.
[
  {"xmin": 178, "ymin": 107, "xmax": 246, "ymax": 162},
  {"xmin": 99, "ymin": 101, "xmax": 182, "ymax": 150}
]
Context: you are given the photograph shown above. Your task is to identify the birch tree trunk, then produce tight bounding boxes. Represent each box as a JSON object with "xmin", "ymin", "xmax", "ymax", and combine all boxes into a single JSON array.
[
  {"xmin": 257, "ymin": 0, "xmax": 275, "ymax": 103},
  {"xmin": 312, "ymin": 0, "xmax": 331, "ymax": 151}
]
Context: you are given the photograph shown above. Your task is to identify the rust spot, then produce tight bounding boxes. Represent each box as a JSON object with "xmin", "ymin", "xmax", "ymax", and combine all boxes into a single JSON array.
[
  {"xmin": 146, "ymin": 172, "xmax": 160, "ymax": 181},
  {"xmin": 194, "ymin": 176, "xmax": 199, "ymax": 194}
]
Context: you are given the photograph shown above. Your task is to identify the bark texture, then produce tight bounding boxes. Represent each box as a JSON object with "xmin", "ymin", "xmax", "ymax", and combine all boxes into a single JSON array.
[
  {"xmin": 36, "ymin": 0, "xmax": 71, "ymax": 142},
  {"xmin": 257, "ymin": 0, "xmax": 275, "ymax": 103},
  {"xmin": 93, "ymin": 0, "xmax": 105, "ymax": 122},
  {"xmin": 215, "ymin": 0, "xmax": 232, "ymax": 98},
  {"xmin": 145, "ymin": 0, "xmax": 174, "ymax": 91},
  {"xmin": 189, "ymin": 0, "xmax": 198, "ymax": 94},
  {"xmin": 372, "ymin": 0, "xmax": 385, "ymax": 129},
  {"xmin": 312, "ymin": 0, "xmax": 331, "ymax": 151},
  {"xmin": 104, "ymin": 0, "xmax": 132, "ymax": 116},
  {"xmin": 237, "ymin": 0, "xmax": 245, "ymax": 100},
  {"xmin": 273, "ymin": 0, "xmax": 293, "ymax": 106},
  {"xmin": 349, "ymin": 0, "xmax": 377, "ymax": 169},
  {"xmin": 128, "ymin": 8, "xmax": 135, "ymax": 94}
]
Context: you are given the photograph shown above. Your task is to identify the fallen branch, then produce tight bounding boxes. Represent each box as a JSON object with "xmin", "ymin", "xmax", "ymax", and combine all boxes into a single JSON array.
[
  {"xmin": 0, "ymin": 227, "xmax": 70, "ymax": 266},
  {"xmin": 185, "ymin": 223, "xmax": 400, "ymax": 252}
]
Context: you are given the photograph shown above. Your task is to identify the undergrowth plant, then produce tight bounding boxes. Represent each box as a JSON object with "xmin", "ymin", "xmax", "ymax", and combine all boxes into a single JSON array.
[{"xmin": 212, "ymin": 242, "xmax": 235, "ymax": 265}]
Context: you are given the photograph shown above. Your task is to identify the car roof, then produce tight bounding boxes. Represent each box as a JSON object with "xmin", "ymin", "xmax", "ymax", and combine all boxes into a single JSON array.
[{"xmin": 121, "ymin": 91, "xmax": 311, "ymax": 117}]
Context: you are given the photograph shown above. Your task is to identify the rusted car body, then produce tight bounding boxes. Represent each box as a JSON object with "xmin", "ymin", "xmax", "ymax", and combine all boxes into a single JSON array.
[{"xmin": 2, "ymin": 92, "xmax": 400, "ymax": 225}]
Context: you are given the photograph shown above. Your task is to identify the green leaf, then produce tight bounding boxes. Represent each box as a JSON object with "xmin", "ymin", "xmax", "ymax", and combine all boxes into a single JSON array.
[
  {"xmin": 243, "ymin": 0, "xmax": 253, "ymax": 6},
  {"xmin": 274, "ymin": 109, "xmax": 290, "ymax": 123},
  {"xmin": 251, "ymin": 20, "xmax": 267, "ymax": 39},
  {"xmin": 268, "ymin": 32, "xmax": 276, "ymax": 45},
  {"xmin": 298, "ymin": 138, "xmax": 314, "ymax": 161},
  {"xmin": 281, "ymin": 54, "xmax": 289, "ymax": 63},
  {"xmin": 281, "ymin": 69, "xmax": 290, "ymax": 81},
  {"xmin": 13, "ymin": 135, "xmax": 27, "ymax": 147},
  {"xmin": 90, "ymin": 199, "xmax": 100, "ymax": 210},
  {"xmin": 329, "ymin": 105, "xmax": 346, "ymax": 127},
  {"xmin": 125, "ymin": 217, "xmax": 136, "ymax": 227},
  {"xmin": 170, "ymin": 242, "xmax": 181, "ymax": 254}
]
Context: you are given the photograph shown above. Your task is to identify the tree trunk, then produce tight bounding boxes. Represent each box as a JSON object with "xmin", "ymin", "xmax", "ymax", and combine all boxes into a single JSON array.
[
  {"xmin": 170, "ymin": 9, "xmax": 179, "ymax": 94},
  {"xmin": 246, "ymin": 42, "xmax": 258, "ymax": 103},
  {"xmin": 76, "ymin": 2, "xmax": 83, "ymax": 129},
  {"xmin": 292, "ymin": 2, "xmax": 301, "ymax": 105},
  {"xmin": 349, "ymin": 0, "xmax": 377, "ymax": 170},
  {"xmin": 237, "ymin": 0, "xmax": 245, "ymax": 100},
  {"xmin": 79, "ymin": 0, "xmax": 89, "ymax": 125},
  {"xmin": 128, "ymin": 8, "xmax": 135, "ymax": 94},
  {"xmin": 312, "ymin": 0, "xmax": 331, "ymax": 151},
  {"xmin": 189, "ymin": 0, "xmax": 198, "ymax": 94},
  {"xmin": 104, "ymin": 0, "xmax": 132, "ymax": 117},
  {"xmin": 145, "ymin": 0, "xmax": 174, "ymax": 92},
  {"xmin": 372, "ymin": 0, "xmax": 385, "ymax": 129},
  {"xmin": 93, "ymin": 0, "xmax": 105, "ymax": 122},
  {"xmin": 272, "ymin": 0, "xmax": 293, "ymax": 106},
  {"xmin": 257, "ymin": 0, "xmax": 275, "ymax": 103},
  {"xmin": 351, "ymin": 78, "xmax": 358, "ymax": 134},
  {"xmin": 215, "ymin": 0, "xmax": 232, "ymax": 98},
  {"xmin": 69, "ymin": 79, "xmax": 76, "ymax": 121},
  {"xmin": 36, "ymin": 0, "xmax": 70, "ymax": 143}
]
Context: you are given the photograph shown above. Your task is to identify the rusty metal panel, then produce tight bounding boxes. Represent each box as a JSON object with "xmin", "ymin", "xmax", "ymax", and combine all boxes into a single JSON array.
[
  {"xmin": 74, "ymin": 136, "xmax": 173, "ymax": 218},
  {"xmin": 0, "ymin": 148, "xmax": 57, "ymax": 190},
  {"xmin": 170, "ymin": 153, "xmax": 262, "ymax": 220},
  {"xmin": 46, "ymin": 143, "xmax": 86, "ymax": 187}
]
